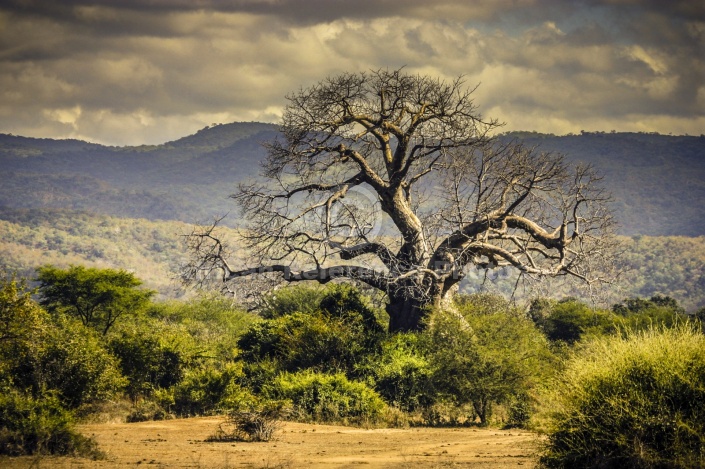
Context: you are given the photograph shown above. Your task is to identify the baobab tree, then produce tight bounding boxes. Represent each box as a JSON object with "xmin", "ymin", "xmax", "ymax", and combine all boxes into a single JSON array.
[{"xmin": 184, "ymin": 69, "xmax": 616, "ymax": 332}]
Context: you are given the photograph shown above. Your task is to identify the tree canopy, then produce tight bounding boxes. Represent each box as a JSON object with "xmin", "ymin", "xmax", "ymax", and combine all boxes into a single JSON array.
[{"xmin": 36, "ymin": 265, "xmax": 153, "ymax": 335}]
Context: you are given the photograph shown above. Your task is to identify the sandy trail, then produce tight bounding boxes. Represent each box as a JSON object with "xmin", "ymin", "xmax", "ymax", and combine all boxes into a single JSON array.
[{"xmin": 0, "ymin": 417, "xmax": 539, "ymax": 468}]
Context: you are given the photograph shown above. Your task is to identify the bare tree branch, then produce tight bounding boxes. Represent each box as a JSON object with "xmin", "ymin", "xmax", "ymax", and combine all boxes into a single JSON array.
[{"xmin": 183, "ymin": 69, "xmax": 619, "ymax": 331}]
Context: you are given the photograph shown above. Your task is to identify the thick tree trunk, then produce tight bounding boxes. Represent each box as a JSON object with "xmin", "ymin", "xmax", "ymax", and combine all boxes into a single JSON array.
[{"xmin": 386, "ymin": 292, "xmax": 442, "ymax": 332}]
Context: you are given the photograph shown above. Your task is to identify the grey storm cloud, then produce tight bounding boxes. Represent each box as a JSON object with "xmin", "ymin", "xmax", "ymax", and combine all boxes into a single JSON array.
[{"xmin": 0, "ymin": 0, "xmax": 703, "ymax": 145}]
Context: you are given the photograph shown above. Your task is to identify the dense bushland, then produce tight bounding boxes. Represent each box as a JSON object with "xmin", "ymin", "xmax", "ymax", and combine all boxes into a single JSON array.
[
  {"xmin": 539, "ymin": 326, "xmax": 705, "ymax": 468},
  {"xmin": 1, "ymin": 265, "xmax": 703, "ymax": 462}
]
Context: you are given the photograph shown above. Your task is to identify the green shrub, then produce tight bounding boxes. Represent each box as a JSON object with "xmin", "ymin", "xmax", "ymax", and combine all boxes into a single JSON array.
[
  {"xmin": 17, "ymin": 317, "xmax": 126, "ymax": 408},
  {"xmin": 109, "ymin": 324, "xmax": 184, "ymax": 399},
  {"xmin": 0, "ymin": 390, "xmax": 101, "ymax": 457},
  {"xmin": 540, "ymin": 299, "xmax": 616, "ymax": 344},
  {"xmin": 613, "ymin": 296, "xmax": 690, "ymax": 333},
  {"xmin": 318, "ymin": 284, "xmax": 385, "ymax": 334},
  {"xmin": 148, "ymin": 293, "xmax": 255, "ymax": 360},
  {"xmin": 266, "ymin": 371, "xmax": 386, "ymax": 424},
  {"xmin": 171, "ymin": 363, "xmax": 256, "ymax": 416},
  {"xmin": 0, "ymin": 275, "xmax": 125, "ymax": 409},
  {"xmin": 240, "ymin": 359, "xmax": 280, "ymax": 394},
  {"xmin": 258, "ymin": 284, "xmax": 327, "ymax": 319},
  {"xmin": 423, "ymin": 294, "xmax": 553, "ymax": 425},
  {"xmin": 0, "ymin": 273, "xmax": 48, "ymax": 348},
  {"xmin": 539, "ymin": 326, "xmax": 705, "ymax": 468},
  {"xmin": 505, "ymin": 392, "xmax": 532, "ymax": 429},
  {"xmin": 360, "ymin": 333, "xmax": 433, "ymax": 411},
  {"xmin": 238, "ymin": 309, "xmax": 381, "ymax": 375}
]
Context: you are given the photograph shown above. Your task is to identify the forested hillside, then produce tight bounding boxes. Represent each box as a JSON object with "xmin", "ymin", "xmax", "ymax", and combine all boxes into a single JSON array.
[
  {"xmin": 1, "ymin": 124, "xmax": 704, "ymax": 235},
  {"xmin": 0, "ymin": 208, "xmax": 191, "ymax": 297},
  {"xmin": 1, "ymin": 208, "xmax": 703, "ymax": 310},
  {"xmin": 0, "ymin": 122, "xmax": 274, "ymax": 225},
  {"xmin": 505, "ymin": 131, "xmax": 705, "ymax": 236}
]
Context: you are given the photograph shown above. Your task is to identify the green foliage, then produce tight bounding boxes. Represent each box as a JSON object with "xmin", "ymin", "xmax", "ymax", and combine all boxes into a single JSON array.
[
  {"xmin": 0, "ymin": 272, "xmax": 47, "ymax": 345},
  {"xmin": 110, "ymin": 294, "xmax": 256, "ymax": 401},
  {"xmin": 266, "ymin": 370, "xmax": 386, "ymax": 424},
  {"xmin": 238, "ymin": 285, "xmax": 383, "ymax": 375},
  {"xmin": 0, "ymin": 273, "xmax": 48, "ymax": 391},
  {"xmin": 36, "ymin": 264, "xmax": 154, "ymax": 335},
  {"xmin": 170, "ymin": 363, "xmax": 256, "ymax": 417},
  {"xmin": 258, "ymin": 284, "xmax": 327, "ymax": 319},
  {"xmin": 612, "ymin": 295, "xmax": 690, "ymax": 332},
  {"xmin": 238, "ymin": 311, "xmax": 373, "ymax": 375},
  {"xmin": 424, "ymin": 294, "xmax": 552, "ymax": 425},
  {"xmin": 359, "ymin": 333, "xmax": 433, "ymax": 411},
  {"xmin": 535, "ymin": 299, "xmax": 617, "ymax": 344},
  {"xmin": 108, "ymin": 324, "xmax": 184, "ymax": 400},
  {"xmin": 0, "ymin": 390, "xmax": 101, "ymax": 457},
  {"xmin": 148, "ymin": 293, "xmax": 256, "ymax": 361},
  {"xmin": 540, "ymin": 326, "xmax": 705, "ymax": 468},
  {"xmin": 28, "ymin": 317, "xmax": 126, "ymax": 408},
  {"xmin": 532, "ymin": 295, "xmax": 692, "ymax": 347},
  {"xmin": 613, "ymin": 294, "xmax": 685, "ymax": 315},
  {"xmin": 0, "ymin": 273, "xmax": 125, "ymax": 409},
  {"xmin": 318, "ymin": 284, "xmax": 385, "ymax": 333}
]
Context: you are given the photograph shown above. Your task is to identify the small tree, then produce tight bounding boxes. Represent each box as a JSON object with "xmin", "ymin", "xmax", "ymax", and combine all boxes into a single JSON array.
[
  {"xmin": 0, "ymin": 272, "xmax": 47, "ymax": 347},
  {"xmin": 184, "ymin": 69, "xmax": 617, "ymax": 332},
  {"xmin": 424, "ymin": 294, "xmax": 551, "ymax": 425},
  {"xmin": 36, "ymin": 265, "xmax": 153, "ymax": 335}
]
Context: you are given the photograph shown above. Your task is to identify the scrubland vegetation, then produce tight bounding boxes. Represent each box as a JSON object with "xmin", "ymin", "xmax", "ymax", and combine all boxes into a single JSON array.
[{"xmin": 2, "ymin": 266, "xmax": 704, "ymax": 467}]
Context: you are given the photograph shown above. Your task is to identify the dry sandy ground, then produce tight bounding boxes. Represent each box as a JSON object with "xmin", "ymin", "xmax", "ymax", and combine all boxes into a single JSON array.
[{"xmin": 1, "ymin": 417, "xmax": 540, "ymax": 468}]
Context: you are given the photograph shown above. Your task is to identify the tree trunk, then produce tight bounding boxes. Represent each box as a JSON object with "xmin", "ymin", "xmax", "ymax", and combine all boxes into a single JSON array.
[{"xmin": 386, "ymin": 292, "xmax": 442, "ymax": 332}]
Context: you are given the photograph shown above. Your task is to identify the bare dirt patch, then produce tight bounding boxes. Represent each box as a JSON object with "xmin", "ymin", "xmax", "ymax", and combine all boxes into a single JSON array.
[{"xmin": 1, "ymin": 417, "xmax": 540, "ymax": 468}]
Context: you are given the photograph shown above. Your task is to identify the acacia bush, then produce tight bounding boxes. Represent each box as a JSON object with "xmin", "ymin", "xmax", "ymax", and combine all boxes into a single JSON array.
[
  {"xmin": 238, "ymin": 285, "xmax": 384, "ymax": 376},
  {"xmin": 170, "ymin": 363, "xmax": 257, "ymax": 417},
  {"xmin": 147, "ymin": 293, "xmax": 255, "ymax": 361},
  {"xmin": 258, "ymin": 284, "xmax": 327, "ymax": 319},
  {"xmin": 109, "ymin": 323, "xmax": 185, "ymax": 400},
  {"xmin": 612, "ymin": 295, "xmax": 690, "ymax": 332},
  {"xmin": 424, "ymin": 294, "xmax": 553, "ymax": 426},
  {"xmin": 39, "ymin": 319, "xmax": 126, "ymax": 408},
  {"xmin": 360, "ymin": 333, "xmax": 433, "ymax": 412},
  {"xmin": 539, "ymin": 326, "xmax": 705, "ymax": 468},
  {"xmin": 531, "ymin": 298, "xmax": 616, "ymax": 344},
  {"xmin": 5, "ymin": 315, "xmax": 125, "ymax": 409},
  {"xmin": 0, "ymin": 390, "xmax": 101, "ymax": 457},
  {"xmin": 266, "ymin": 371, "xmax": 386, "ymax": 424}
]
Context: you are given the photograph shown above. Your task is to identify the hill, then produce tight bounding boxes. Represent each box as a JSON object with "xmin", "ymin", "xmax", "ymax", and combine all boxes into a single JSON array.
[
  {"xmin": 1, "ymin": 124, "xmax": 704, "ymax": 235},
  {"xmin": 1, "ymin": 208, "xmax": 703, "ymax": 310},
  {"xmin": 1, "ymin": 124, "xmax": 704, "ymax": 309},
  {"xmin": 0, "ymin": 122, "xmax": 276, "ymax": 226},
  {"xmin": 504, "ymin": 131, "xmax": 705, "ymax": 236}
]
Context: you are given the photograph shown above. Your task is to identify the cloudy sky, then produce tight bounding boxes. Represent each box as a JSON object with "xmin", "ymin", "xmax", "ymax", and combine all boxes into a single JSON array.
[{"xmin": 1, "ymin": 0, "xmax": 703, "ymax": 146}]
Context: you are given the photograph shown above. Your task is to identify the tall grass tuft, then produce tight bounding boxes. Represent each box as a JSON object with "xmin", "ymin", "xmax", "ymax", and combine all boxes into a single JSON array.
[{"xmin": 539, "ymin": 325, "xmax": 705, "ymax": 468}]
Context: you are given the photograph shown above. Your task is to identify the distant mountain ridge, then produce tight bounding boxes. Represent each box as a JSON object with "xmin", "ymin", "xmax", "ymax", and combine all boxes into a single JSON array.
[{"xmin": 1, "ymin": 123, "xmax": 704, "ymax": 235}]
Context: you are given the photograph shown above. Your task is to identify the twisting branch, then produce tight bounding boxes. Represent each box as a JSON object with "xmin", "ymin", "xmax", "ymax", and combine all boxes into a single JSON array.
[{"xmin": 182, "ymin": 69, "xmax": 618, "ymax": 331}]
